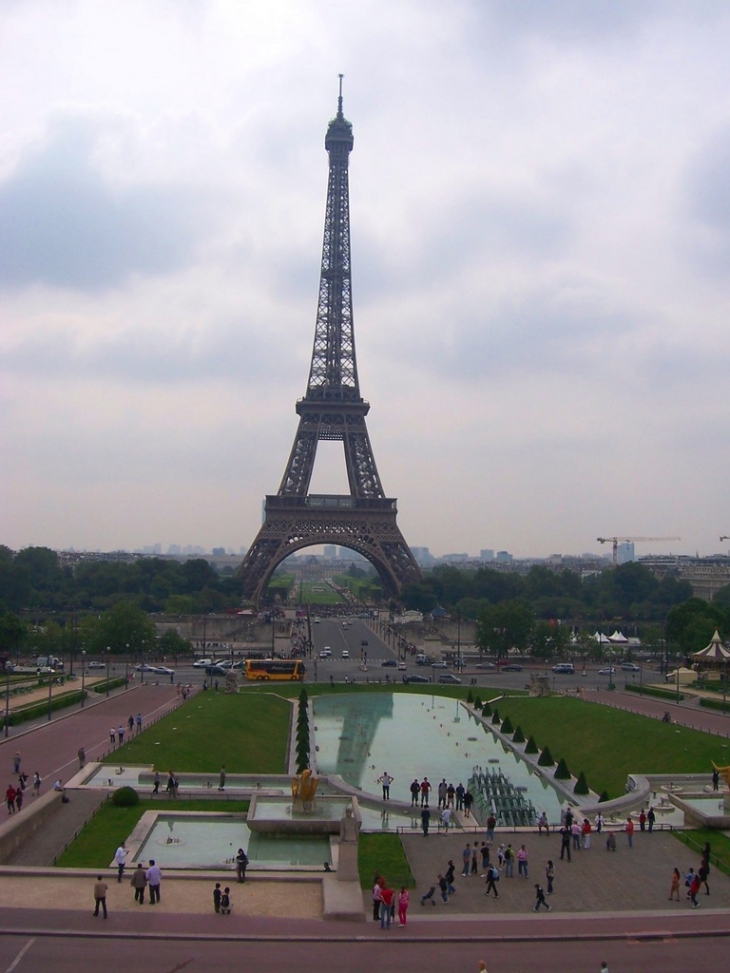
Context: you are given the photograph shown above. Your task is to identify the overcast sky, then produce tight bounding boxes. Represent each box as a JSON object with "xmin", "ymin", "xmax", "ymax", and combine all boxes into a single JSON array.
[{"xmin": 2, "ymin": 0, "xmax": 730, "ymax": 561}]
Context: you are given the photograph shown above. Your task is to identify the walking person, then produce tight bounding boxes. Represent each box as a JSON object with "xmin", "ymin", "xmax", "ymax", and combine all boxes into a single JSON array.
[
  {"xmin": 444, "ymin": 860, "xmax": 456, "ymax": 895},
  {"xmin": 534, "ymin": 883, "xmax": 551, "ymax": 912},
  {"xmin": 438, "ymin": 874, "xmax": 449, "ymax": 903},
  {"xmin": 130, "ymin": 863, "xmax": 147, "ymax": 904},
  {"xmin": 117, "ymin": 725, "xmax": 125, "ymax": 745},
  {"xmin": 114, "ymin": 841, "xmax": 127, "ymax": 882},
  {"xmin": 486, "ymin": 813, "xmax": 496, "ymax": 842},
  {"xmin": 669, "ymin": 867, "xmax": 681, "ymax": 901},
  {"xmin": 688, "ymin": 871, "xmax": 701, "ymax": 908},
  {"xmin": 647, "ymin": 806, "xmax": 656, "ymax": 833},
  {"xmin": 546, "ymin": 860, "xmax": 555, "ymax": 895},
  {"xmin": 582, "ymin": 818, "xmax": 592, "ymax": 849},
  {"xmin": 397, "ymin": 886, "xmax": 410, "ymax": 926},
  {"xmin": 220, "ymin": 887, "xmax": 232, "ymax": 914},
  {"xmin": 410, "ymin": 779, "xmax": 420, "ymax": 806},
  {"xmin": 78, "ymin": 746, "xmax": 86, "ymax": 769},
  {"xmin": 484, "ymin": 863, "xmax": 500, "ymax": 898},
  {"xmin": 421, "ymin": 806, "xmax": 431, "ymax": 836},
  {"xmin": 213, "ymin": 882, "xmax": 222, "ymax": 913},
  {"xmin": 461, "ymin": 843, "xmax": 472, "ymax": 877},
  {"xmin": 13, "ymin": 752, "xmax": 21, "ymax": 775},
  {"xmin": 109, "ymin": 727, "xmax": 116, "ymax": 747},
  {"xmin": 218, "ymin": 765, "xmax": 226, "ymax": 791},
  {"xmin": 152, "ymin": 771, "xmax": 160, "ymax": 795},
  {"xmin": 698, "ymin": 859, "xmax": 711, "ymax": 896},
  {"xmin": 93, "ymin": 875, "xmax": 108, "ymax": 918},
  {"xmin": 136, "ymin": 713, "xmax": 142, "ymax": 734},
  {"xmin": 420, "ymin": 777, "xmax": 431, "ymax": 806},
  {"xmin": 146, "ymin": 859, "xmax": 162, "ymax": 903},
  {"xmin": 32, "ymin": 772, "xmax": 41, "ymax": 797},
  {"xmin": 517, "ymin": 844, "xmax": 529, "ymax": 878}
]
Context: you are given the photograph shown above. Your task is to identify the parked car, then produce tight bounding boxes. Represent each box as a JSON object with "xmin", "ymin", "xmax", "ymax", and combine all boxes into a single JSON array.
[
  {"xmin": 404, "ymin": 674, "xmax": 430, "ymax": 684},
  {"xmin": 621, "ymin": 662, "xmax": 641, "ymax": 671},
  {"xmin": 397, "ymin": 661, "xmax": 407, "ymax": 670},
  {"xmin": 341, "ymin": 650, "xmax": 350, "ymax": 659},
  {"xmin": 502, "ymin": 664, "xmax": 523, "ymax": 672},
  {"xmin": 361, "ymin": 640, "xmax": 368, "ymax": 646},
  {"xmin": 381, "ymin": 659, "xmax": 398, "ymax": 668},
  {"xmin": 319, "ymin": 650, "xmax": 329, "ymax": 659},
  {"xmin": 438, "ymin": 673, "xmax": 462, "ymax": 684},
  {"xmin": 598, "ymin": 667, "xmax": 616, "ymax": 675},
  {"xmin": 192, "ymin": 658, "xmax": 212, "ymax": 668},
  {"xmin": 475, "ymin": 662, "xmax": 496, "ymax": 670},
  {"xmin": 87, "ymin": 661, "xmax": 106, "ymax": 670},
  {"xmin": 205, "ymin": 665, "xmax": 229, "ymax": 677}
]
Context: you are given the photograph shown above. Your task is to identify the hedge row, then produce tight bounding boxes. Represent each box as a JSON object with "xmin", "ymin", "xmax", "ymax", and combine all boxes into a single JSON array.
[
  {"xmin": 699, "ymin": 695, "xmax": 730, "ymax": 713},
  {"xmin": 625, "ymin": 683, "xmax": 685, "ymax": 702},
  {"xmin": 479, "ymin": 700, "xmax": 595, "ymax": 799},
  {"xmin": 5, "ymin": 689, "xmax": 87, "ymax": 726}
]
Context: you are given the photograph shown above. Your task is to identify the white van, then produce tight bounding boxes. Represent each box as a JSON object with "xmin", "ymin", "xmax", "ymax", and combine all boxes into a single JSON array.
[{"xmin": 552, "ymin": 663, "xmax": 575, "ymax": 674}]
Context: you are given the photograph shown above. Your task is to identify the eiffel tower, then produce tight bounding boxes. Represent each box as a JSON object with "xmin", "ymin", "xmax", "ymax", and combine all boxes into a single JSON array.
[{"xmin": 238, "ymin": 80, "xmax": 421, "ymax": 605}]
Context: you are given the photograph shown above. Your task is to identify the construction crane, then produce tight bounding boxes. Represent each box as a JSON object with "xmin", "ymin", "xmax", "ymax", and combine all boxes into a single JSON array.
[{"xmin": 596, "ymin": 536, "xmax": 681, "ymax": 567}]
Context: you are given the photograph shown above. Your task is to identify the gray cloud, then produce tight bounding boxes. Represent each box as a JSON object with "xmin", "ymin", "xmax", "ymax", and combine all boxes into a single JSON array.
[{"xmin": 0, "ymin": 115, "xmax": 217, "ymax": 291}]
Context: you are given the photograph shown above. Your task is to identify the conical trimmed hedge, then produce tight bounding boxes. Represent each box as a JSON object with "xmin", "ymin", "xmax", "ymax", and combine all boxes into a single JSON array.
[
  {"xmin": 554, "ymin": 757, "xmax": 571, "ymax": 779},
  {"xmin": 538, "ymin": 746, "xmax": 555, "ymax": 767},
  {"xmin": 574, "ymin": 771, "xmax": 589, "ymax": 795},
  {"xmin": 525, "ymin": 735, "xmax": 538, "ymax": 754},
  {"xmin": 512, "ymin": 725, "xmax": 525, "ymax": 743},
  {"xmin": 501, "ymin": 716, "xmax": 514, "ymax": 735}
]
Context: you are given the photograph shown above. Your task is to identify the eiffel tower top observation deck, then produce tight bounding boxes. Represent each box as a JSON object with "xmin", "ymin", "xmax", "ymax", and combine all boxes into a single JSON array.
[{"xmin": 238, "ymin": 80, "xmax": 421, "ymax": 605}]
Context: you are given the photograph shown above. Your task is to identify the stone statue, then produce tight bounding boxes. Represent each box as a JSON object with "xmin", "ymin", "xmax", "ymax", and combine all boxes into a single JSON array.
[
  {"xmin": 339, "ymin": 805, "xmax": 359, "ymax": 843},
  {"xmin": 292, "ymin": 768, "xmax": 319, "ymax": 804},
  {"xmin": 225, "ymin": 670, "xmax": 238, "ymax": 693}
]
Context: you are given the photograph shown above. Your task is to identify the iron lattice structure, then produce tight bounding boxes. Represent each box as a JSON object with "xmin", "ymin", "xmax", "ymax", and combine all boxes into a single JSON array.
[{"xmin": 238, "ymin": 84, "xmax": 421, "ymax": 605}]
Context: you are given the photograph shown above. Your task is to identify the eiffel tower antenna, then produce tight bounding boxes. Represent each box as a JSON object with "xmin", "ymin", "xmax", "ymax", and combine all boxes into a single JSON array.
[{"xmin": 238, "ymin": 84, "xmax": 421, "ymax": 605}]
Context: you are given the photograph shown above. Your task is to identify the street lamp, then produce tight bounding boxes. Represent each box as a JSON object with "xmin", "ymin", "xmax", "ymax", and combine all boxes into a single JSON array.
[
  {"xmin": 125, "ymin": 644, "xmax": 129, "ymax": 688},
  {"xmin": 106, "ymin": 647, "xmax": 111, "ymax": 698},
  {"xmin": 81, "ymin": 650, "xmax": 86, "ymax": 708},
  {"xmin": 4, "ymin": 665, "xmax": 10, "ymax": 738},
  {"xmin": 47, "ymin": 665, "xmax": 53, "ymax": 722}
]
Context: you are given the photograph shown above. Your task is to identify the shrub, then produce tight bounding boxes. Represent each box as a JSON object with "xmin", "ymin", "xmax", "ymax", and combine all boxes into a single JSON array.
[
  {"xmin": 538, "ymin": 746, "xmax": 555, "ymax": 767},
  {"xmin": 625, "ymin": 683, "xmax": 684, "ymax": 702},
  {"xmin": 525, "ymin": 735, "xmax": 538, "ymax": 754},
  {"xmin": 467, "ymin": 690, "xmax": 473, "ymax": 704},
  {"xmin": 299, "ymin": 688, "xmax": 308, "ymax": 705},
  {"xmin": 473, "ymin": 696, "xmax": 482, "ymax": 710},
  {"xmin": 574, "ymin": 771, "xmax": 589, "ymax": 795},
  {"xmin": 112, "ymin": 787, "xmax": 140, "ymax": 807},
  {"xmin": 481, "ymin": 702, "xmax": 491, "ymax": 716},
  {"xmin": 491, "ymin": 709, "xmax": 500, "ymax": 724},
  {"xmin": 501, "ymin": 716, "xmax": 514, "ymax": 735},
  {"xmin": 554, "ymin": 758, "xmax": 571, "ymax": 779},
  {"xmin": 598, "ymin": 790, "xmax": 609, "ymax": 803},
  {"xmin": 512, "ymin": 725, "xmax": 525, "ymax": 743}
]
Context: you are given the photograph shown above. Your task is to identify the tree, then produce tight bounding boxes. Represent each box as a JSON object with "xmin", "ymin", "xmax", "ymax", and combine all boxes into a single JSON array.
[
  {"xmin": 0, "ymin": 611, "xmax": 26, "ymax": 656},
  {"xmin": 84, "ymin": 600, "xmax": 158, "ymax": 656},
  {"xmin": 476, "ymin": 599, "xmax": 534, "ymax": 660},
  {"xmin": 666, "ymin": 599, "xmax": 727, "ymax": 654}
]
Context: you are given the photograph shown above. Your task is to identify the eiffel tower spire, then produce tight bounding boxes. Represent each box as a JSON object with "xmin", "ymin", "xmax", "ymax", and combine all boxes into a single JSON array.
[{"xmin": 238, "ymin": 83, "xmax": 421, "ymax": 605}]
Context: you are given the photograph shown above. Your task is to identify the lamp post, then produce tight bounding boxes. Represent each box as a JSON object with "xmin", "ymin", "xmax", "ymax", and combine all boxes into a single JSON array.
[
  {"xmin": 47, "ymin": 666, "xmax": 53, "ymax": 722},
  {"xmin": 723, "ymin": 659, "xmax": 728, "ymax": 716},
  {"xmin": 4, "ymin": 664, "xmax": 10, "ymax": 738},
  {"xmin": 106, "ymin": 647, "xmax": 111, "ymax": 698},
  {"xmin": 676, "ymin": 661, "xmax": 680, "ymax": 705},
  {"xmin": 125, "ymin": 644, "xmax": 129, "ymax": 688},
  {"xmin": 81, "ymin": 650, "xmax": 86, "ymax": 708}
]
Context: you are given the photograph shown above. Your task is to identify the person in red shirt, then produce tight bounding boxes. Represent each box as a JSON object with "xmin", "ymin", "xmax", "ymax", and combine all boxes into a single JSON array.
[
  {"xmin": 420, "ymin": 778, "xmax": 431, "ymax": 807},
  {"xmin": 6, "ymin": 785, "xmax": 17, "ymax": 814},
  {"xmin": 625, "ymin": 817, "xmax": 634, "ymax": 848},
  {"xmin": 379, "ymin": 883, "xmax": 395, "ymax": 929}
]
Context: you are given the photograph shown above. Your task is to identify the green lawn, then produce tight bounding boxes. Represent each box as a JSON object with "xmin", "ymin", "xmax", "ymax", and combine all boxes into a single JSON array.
[
  {"xmin": 101, "ymin": 691, "xmax": 293, "ymax": 773},
  {"xmin": 55, "ymin": 799, "xmax": 248, "ymax": 868},
  {"xmin": 358, "ymin": 833, "xmax": 414, "ymax": 889},
  {"xmin": 489, "ymin": 695, "xmax": 726, "ymax": 799}
]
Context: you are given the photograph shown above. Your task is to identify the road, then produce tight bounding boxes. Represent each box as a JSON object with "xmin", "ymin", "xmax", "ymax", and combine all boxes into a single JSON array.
[{"xmin": 1, "ymin": 925, "xmax": 729, "ymax": 973}]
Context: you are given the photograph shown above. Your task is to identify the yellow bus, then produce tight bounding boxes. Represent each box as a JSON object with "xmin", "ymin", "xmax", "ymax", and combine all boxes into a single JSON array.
[{"xmin": 244, "ymin": 659, "xmax": 305, "ymax": 682}]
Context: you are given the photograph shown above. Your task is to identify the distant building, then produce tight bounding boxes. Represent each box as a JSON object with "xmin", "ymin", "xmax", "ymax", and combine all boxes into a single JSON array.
[
  {"xmin": 616, "ymin": 542, "xmax": 635, "ymax": 565},
  {"xmin": 496, "ymin": 550, "xmax": 513, "ymax": 564},
  {"xmin": 480, "ymin": 549, "xmax": 495, "ymax": 561}
]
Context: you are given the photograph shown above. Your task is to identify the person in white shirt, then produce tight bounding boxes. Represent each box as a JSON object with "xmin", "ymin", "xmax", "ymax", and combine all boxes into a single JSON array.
[
  {"xmin": 146, "ymin": 859, "xmax": 162, "ymax": 903},
  {"xmin": 114, "ymin": 842, "xmax": 127, "ymax": 882}
]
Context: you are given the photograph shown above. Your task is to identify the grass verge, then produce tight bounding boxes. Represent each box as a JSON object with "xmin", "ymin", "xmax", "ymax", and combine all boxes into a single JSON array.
[
  {"xmin": 101, "ymin": 691, "xmax": 293, "ymax": 773},
  {"xmin": 55, "ymin": 798, "xmax": 249, "ymax": 868},
  {"xmin": 488, "ymin": 695, "xmax": 726, "ymax": 799},
  {"xmin": 673, "ymin": 828, "xmax": 730, "ymax": 876},
  {"xmin": 358, "ymin": 833, "xmax": 414, "ymax": 889}
]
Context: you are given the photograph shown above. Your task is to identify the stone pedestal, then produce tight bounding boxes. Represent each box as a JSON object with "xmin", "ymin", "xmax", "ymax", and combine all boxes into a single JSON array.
[{"xmin": 336, "ymin": 840, "xmax": 359, "ymax": 883}]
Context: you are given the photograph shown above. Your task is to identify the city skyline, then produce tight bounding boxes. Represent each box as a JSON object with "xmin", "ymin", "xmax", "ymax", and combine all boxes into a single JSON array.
[{"xmin": 2, "ymin": 3, "xmax": 730, "ymax": 559}]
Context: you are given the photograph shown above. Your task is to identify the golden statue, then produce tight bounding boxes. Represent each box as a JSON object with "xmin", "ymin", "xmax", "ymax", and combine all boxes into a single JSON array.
[
  {"xmin": 712, "ymin": 761, "xmax": 730, "ymax": 789},
  {"xmin": 292, "ymin": 768, "xmax": 319, "ymax": 803}
]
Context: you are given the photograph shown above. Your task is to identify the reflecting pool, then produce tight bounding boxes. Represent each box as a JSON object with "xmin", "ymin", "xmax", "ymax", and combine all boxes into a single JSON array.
[{"xmin": 312, "ymin": 693, "xmax": 565, "ymax": 823}]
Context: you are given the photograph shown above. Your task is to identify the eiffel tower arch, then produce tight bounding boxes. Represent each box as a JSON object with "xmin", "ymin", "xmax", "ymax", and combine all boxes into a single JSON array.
[{"xmin": 238, "ymin": 80, "xmax": 421, "ymax": 606}]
